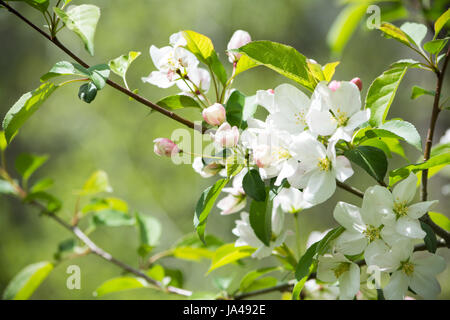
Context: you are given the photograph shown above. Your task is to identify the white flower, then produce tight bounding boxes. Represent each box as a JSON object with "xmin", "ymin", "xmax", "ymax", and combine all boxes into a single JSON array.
[
  {"xmin": 303, "ymin": 279, "xmax": 340, "ymax": 300},
  {"xmin": 241, "ymin": 118, "xmax": 298, "ymax": 185},
  {"xmin": 306, "ymin": 81, "xmax": 369, "ymax": 142},
  {"xmin": 274, "ymin": 187, "xmax": 312, "ymax": 214},
  {"xmin": 232, "ymin": 210, "xmax": 286, "ymax": 259},
  {"xmin": 363, "ymin": 173, "xmax": 438, "ymax": 242},
  {"xmin": 217, "ymin": 169, "xmax": 247, "ymax": 215},
  {"xmin": 256, "ymin": 84, "xmax": 311, "ymax": 136},
  {"xmin": 288, "ymin": 132, "xmax": 354, "ymax": 205},
  {"xmin": 192, "ymin": 157, "xmax": 224, "ymax": 178},
  {"xmin": 202, "ymin": 103, "xmax": 226, "ymax": 126},
  {"xmin": 176, "ymin": 67, "xmax": 211, "ymax": 95},
  {"xmin": 169, "ymin": 31, "xmax": 187, "ymax": 47},
  {"xmin": 212, "ymin": 122, "xmax": 240, "ymax": 148},
  {"xmin": 227, "ymin": 30, "xmax": 252, "ymax": 63},
  {"xmin": 317, "ymin": 253, "xmax": 360, "ymax": 300},
  {"xmin": 373, "ymin": 240, "xmax": 447, "ymax": 300},
  {"xmin": 439, "ymin": 128, "xmax": 450, "ymax": 144},
  {"xmin": 333, "ymin": 201, "xmax": 386, "ymax": 256},
  {"xmin": 142, "ymin": 45, "xmax": 198, "ymax": 88}
]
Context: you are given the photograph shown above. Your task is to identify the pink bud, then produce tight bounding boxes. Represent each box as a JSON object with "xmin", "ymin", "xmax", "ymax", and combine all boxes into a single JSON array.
[
  {"xmin": 214, "ymin": 122, "xmax": 240, "ymax": 148},
  {"xmin": 153, "ymin": 138, "xmax": 180, "ymax": 157},
  {"xmin": 351, "ymin": 77, "xmax": 363, "ymax": 91},
  {"xmin": 202, "ymin": 103, "xmax": 226, "ymax": 126},
  {"xmin": 267, "ymin": 89, "xmax": 275, "ymax": 95},
  {"xmin": 328, "ymin": 80, "xmax": 341, "ymax": 92},
  {"xmin": 227, "ymin": 30, "xmax": 252, "ymax": 63}
]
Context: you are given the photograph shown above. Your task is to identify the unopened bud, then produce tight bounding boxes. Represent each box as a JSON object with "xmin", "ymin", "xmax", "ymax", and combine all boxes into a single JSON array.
[
  {"xmin": 202, "ymin": 103, "xmax": 226, "ymax": 126},
  {"xmin": 227, "ymin": 30, "xmax": 252, "ymax": 63},
  {"xmin": 213, "ymin": 122, "xmax": 240, "ymax": 148},
  {"xmin": 351, "ymin": 77, "xmax": 363, "ymax": 91},
  {"xmin": 153, "ymin": 138, "xmax": 180, "ymax": 157}
]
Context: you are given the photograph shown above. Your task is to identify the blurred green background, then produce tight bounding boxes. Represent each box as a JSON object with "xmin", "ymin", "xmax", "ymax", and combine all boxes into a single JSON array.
[{"xmin": 0, "ymin": 0, "xmax": 449, "ymax": 299}]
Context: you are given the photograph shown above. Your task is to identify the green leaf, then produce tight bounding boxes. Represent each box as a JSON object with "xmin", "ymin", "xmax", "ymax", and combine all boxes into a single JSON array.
[
  {"xmin": 360, "ymin": 138, "xmax": 392, "ymax": 158},
  {"xmin": 54, "ymin": 5, "xmax": 101, "ymax": 56},
  {"xmin": 236, "ymin": 40, "xmax": 315, "ymax": 91},
  {"xmin": 239, "ymin": 267, "xmax": 280, "ymax": 292},
  {"xmin": 225, "ymin": 90, "xmax": 246, "ymax": 128},
  {"xmin": 2, "ymin": 82, "xmax": 58, "ymax": 143},
  {"xmin": 3, "ymin": 261, "xmax": 53, "ymax": 300},
  {"xmin": 109, "ymin": 51, "xmax": 141, "ymax": 78},
  {"xmin": 194, "ymin": 178, "xmax": 229, "ymax": 243},
  {"xmin": 411, "ymin": 85, "xmax": 435, "ymax": 100},
  {"xmin": 156, "ymin": 95, "xmax": 201, "ymax": 110},
  {"xmin": 225, "ymin": 155, "xmax": 244, "ymax": 178},
  {"xmin": 8, "ymin": 0, "xmax": 49, "ymax": 13},
  {"xmin": 182, "ymin": 30, "xmax": 227, "ymax": 85},
  {"xmin": 173, "ymin": 246, "xmax": 214, "ymax": 261},
  {"xmin": 234, "ymin": 54, "xmax": 258, "ymax": 78},
  {"xmin": 326, "ymin": 3, "xmax": 368, "ymax": 54},
  {"xmin": 291, "ymin": 278, "xmax": 308, "ymax": 300},
  {"xmin": 316, "ymin": 227, "xmax": 345, "ymax": 255},
  {"xmin": 243, "ymin": 169, "xmax": 266, "ymax": 202},
  {"xmin": 323, "ymin": 62, "xmax": 340, "ymax": 82},
  {"xmin": 420, "ymin": 221, "xmax": 437, "ymax": 253},
  {"xmin": 24, "ymin": 191, "xmax": 62, "ymax": 213},
  {"xmin": 434, "ymin": 8, "xmax": 450, "ymax": 38},
  {"xmin": 135, "ymin": 212, "xmax": 162, "ymax": 256},
  {"xmin": 424, "ymin": 38, "xmax": 449, "ymax": 55},
  {"xmin": 208, "ymin": 244, "xmax": 255, "ymax": 273},
  {"xmin": 82, "ymin": 197, "xmax": 128, "ymax": 215},
  {"xmin": 379, "ymin": 120, "xmax": 422, "ymax": 151},
  {"xmin": 40, "ymin": 61, "xmax": 89, "ymax": 82},
  {"xmin": 91, "ymin": 209, "xmax": 135, "ymax": 227},
  {"xmin": 94, "ymin": 277, "xmax": 147, "ymax": 297},
  {"xmin": 241, "ymin": 277, "xmax": 278, "ymax": 293},
  {"xmin": 79, "ymin": 170, "xmax": 112, "ymax": 196},
  {"xmin": 378, "ymin": 22, "xmax": 412, "ymax": 47},
  {"xmin": 400, "ymin": 22, "xmax": 428, "ymax": 48},
  {"xmin": 389, "ymin": 152, "xmax": 450, "ymax": 185},
  {"xmin": 249, "ymin": 194, "xmax": 272, "ymax": 246},
  {"xmin": 0, "ymin": 179, "xmax": 17, "ymax": 195},
  {"xmin": 345, "ymin": 146, "xmax": 388, "ymax": 183},
  {"xmin": 78, "ymin": 82, "xmax": 97, "ymax": 103},
  {"xmin": 428, "ymin": 212, "xmax": 450, "ymax": 231},
  {"xmin": 295, "ymin": 242, "xmax": 319, "ymax": 281},
  {"xmin": 365, "ymin": 60, "xmax": 418, "ymax": 126},
  {"xmin": 87, "ymin": 64, "xmax": 110, "ymax": 90},
  {"xmin": 30, "ymin": 177, "xmax": 54, "ymax": 193},
  {"xmin": 0, "ymin": 131, "xmax": 7, "ymax": 151},
  {"xmin": 15, "ymin": 153, "xmax": 48, "ymax": 182}
]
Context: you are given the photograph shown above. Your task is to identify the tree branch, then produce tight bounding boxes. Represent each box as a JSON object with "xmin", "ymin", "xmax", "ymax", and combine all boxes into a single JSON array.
[
  {"xmin": 420, "ymin": 46, "xmax": 450, "ymax": 247},
  {"xmin": 0, "ymin": 0, "xmax": 205, "ymax": 133},
  {"xmin": 336, "ymin": 180, "xmax": 364, "ymax": 198}
]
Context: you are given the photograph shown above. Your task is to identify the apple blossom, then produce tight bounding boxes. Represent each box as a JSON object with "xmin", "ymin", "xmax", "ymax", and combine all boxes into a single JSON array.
[
  {"xmin": 176, "ymin": 67, "xmax": 211, "ymax": 95},
  {"xmin": 202, "ymin": 103, "xmax": 226, "ymax": 126},
  {"xmin": 217, "ymin": 169, "xmax": 247, "ymax": 215},
  {"xmin": 233, "ymin": 209, "xmax": 286, "ymax": 259},
  {"xmin": 212, "ymin": 122, "xmax": 240, "ymax": 148},
  {"xmin": 350, "ymin": 77, "xmax": 363, "ymax": 91},
  {"xmin": 317, "ymin": 252, "xmax": 360, "ymax": 300},
  {"xmin": 153, "ymin": 138, "xmax": 180, "ymax": 157},
  {"xmin": 227, "ymin": 30, "xmax": 252, "ymax": 63},
  {"xmin": 287, "ymin": 132, "xmax": 354, "ymax": 205},
  {"xmin": 192, "ymin": 157, "xmax": 225, "ymax": 178},
  {"xmin": 274, "ymin": 187, "xmax": 312, "ymax": 214}
]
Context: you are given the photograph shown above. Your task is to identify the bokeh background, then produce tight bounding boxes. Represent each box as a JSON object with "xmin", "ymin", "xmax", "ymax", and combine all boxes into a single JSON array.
[{"xmin": 0, "ymin": 0, "xmax": 449, "ymax": 299}]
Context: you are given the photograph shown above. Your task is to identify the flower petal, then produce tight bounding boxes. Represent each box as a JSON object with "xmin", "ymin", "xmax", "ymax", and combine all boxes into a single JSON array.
[
  {"xmin": 303, "ymin": 170, "xmax": 336, "ymax": 205},
  {"xmin": 383, "ymin": 270, "xmax": 409, "ymax": 300},
  {"xmin": 392, "ymin": 172, "xmax": 417, "ymax": 204},
  {"xmin": 339, "ymin": 263, "xmax": 360, "ymax": 300},
  {"xmin": 409, "ymin": 269, "xmax": 441, "ymax": 300},
  {"xmin": 407, "ymin": 200, "xmax": 438, "ymax": 219},
  {"xmin": 333, "ymin": 201, "xmax": 365, "ymax": 232},
  {"xmin": 335, "ymin": 231, "xmax": 367, "ymax": 255},
  {"xmin": 361, "ymin": 186, "xmax": 394, "ymax": 227},
  {"xmin": 395, "ymin": 217, "xmax": 426, "ymax": 239},
  {"xmin": 334, "ymin": 155, "xmax": 354, "ymax": 182}
]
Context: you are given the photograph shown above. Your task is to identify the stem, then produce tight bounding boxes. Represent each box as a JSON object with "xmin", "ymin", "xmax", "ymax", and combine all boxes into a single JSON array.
[
  {"xmin": 420, "ymin": 45, "xmax": 450, "ymax": 247},
  {"xmin": 0, "ymin": 0, "xmax": 206, "ymax": 133},
  {"xmin": 208, "ymin": 65, "xmax": 220, "ymax": 102},
  {"xmin": 293, "ymin": 212, "xmax": 302, "ymax": 258},
  {"xmin": 336, "ymin": 180, "xmax": 364, "ymax": 198}
]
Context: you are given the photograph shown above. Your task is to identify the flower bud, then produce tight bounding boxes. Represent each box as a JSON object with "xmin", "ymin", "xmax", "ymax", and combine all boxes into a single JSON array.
[
  {"xmin": 213, "ymin": 122, "xmax": 240, "ymax": 148},
  {"xmin": 227, "ymin": 30, "xmax": 252, "ymax": 63},
  {"xmin": 153, "ymin": 138, "xmax": 180, "ymax": 157},
  {"xmin": 202, "ymin": 103, "xmax": 226, "ymax": 126},
  {"xmin": 328, "ymin": 80, "xmax": 341, "ymax": 92},
  {"xmin": 350, "ymin": 77, "xmax": 363, "ymax": 91}
]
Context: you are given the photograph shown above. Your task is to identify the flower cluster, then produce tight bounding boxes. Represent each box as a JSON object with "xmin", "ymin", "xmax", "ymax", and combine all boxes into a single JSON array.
[
  {"xmin": 148, "ymin": 30, "xmax": 446, "ymax": 300},
  {"xmin": 316, "ymin": 173, "xmax": 445, "ymax": 300}
]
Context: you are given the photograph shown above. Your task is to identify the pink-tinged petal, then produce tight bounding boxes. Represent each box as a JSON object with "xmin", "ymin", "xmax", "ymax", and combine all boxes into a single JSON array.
[{"xmin": 142, "ymin": 71, "xmax": 175, "ymax": 88}]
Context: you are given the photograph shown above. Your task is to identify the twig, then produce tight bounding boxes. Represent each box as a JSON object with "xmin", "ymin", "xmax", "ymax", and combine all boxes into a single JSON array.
[
  {"xmin": 420, "ymin": 46, "xmax": 450, "ymax": 247},
  {"xmin": 336, "ymin": 180, "xmax": 364, "ymax": 198},
  {"xmin": 0, "ymin": 0, "xmax": 205, "ymax": 133}
]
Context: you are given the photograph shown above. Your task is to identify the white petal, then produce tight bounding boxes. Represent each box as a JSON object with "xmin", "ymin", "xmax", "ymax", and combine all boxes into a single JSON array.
[
  {"xmin": 274, "ymin": 83, "xmax": 310, "ymax": 115},
  {"xmin": 346, "ymin": 109, "xmax": 370, "ymax": 131},
  {"xmin": 335, "ymin": 231, "xmax": 367, "ymax": 255},
  {"xmin": 383, "ymin": 271, "xmax": 409, "ymax": 300},
  {"xmin": 317, "ymin": 255, "xmax": 339, "ymax": 283},
  {"xmin": 149, "ymin": 45, "xmax": 172, "ymax": 69},
  {"xmin": 333, "ymin": 202, "xmax": 365, "ymax": 232},
  {"xmin": 395, "ymin": 217, "xmax": 426, "ymax": 239},
  {"xmin": 409, "ymin": 270, "xmax": 441, "ymax": 299},
  {"xmin": 330, "ymin": 81, "xmax": 361, "ymax": 116},
  {"xmin": 274, "ymin": 158, "xmax": 298, "ymax": 186},
  {"xmin": 306, "ymin": 108, "xmax": 337, "ymax": 136},
  {"xmin": 413, "ymin": 252, "xmax": 446, "ymax": 276},
  {"xmin": 303, "ymin": 170, "xmax": 336, "ymax": 205},
  {"xmin": 334, "ymin": 155, "xmax": 354, "ymax": 182},
  {"xmin": 392, "ymin": 172, "xmax": 418, "ymax": 204},
  {"xmin": 362, "ymin": 186, "xmax": 394, "ymax": 226},
  {"xmin": 407, "ymin": 200, "xmax": 438, "ymax": 219},
  {"xmin": 339, "ymin": 263, "xmax": 360, "ymax": 300},
  {"xmin": 142, "ymin": 71, "xmax": 175, "ymax": 88},
  {"xmin": 256, "ymin": 89, "xmax": 276, "ymax": 113},
  {"xmin": 364, "ymin": 239, "xmax": 389, "ymax": 267}
]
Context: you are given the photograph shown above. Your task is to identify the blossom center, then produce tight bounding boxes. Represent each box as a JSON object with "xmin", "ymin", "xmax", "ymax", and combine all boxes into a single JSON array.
[
  {"xmin": 363, "ymin": 225, "xmax": 381, "ymax": 242},
  {"xmin": 400, "ymin": 261, "xmax": 415, "ymax": 276},
  {"xmin": 393, "ymin": 200, "xmax": 409, "ymax": 218},
  {"xmin": 334, "ymin": 108, "xmax": 349, "ymax": 127},
  {"xmin": 317, "ymin": 157, "xmax": 331, "ymax": 172},
  {"xmin": 294, "ymin": 111, "xmax": 307, "ymax": 126},
  {"xmin": 333, "ymin": 262, "xmax": 350, "ymax": 278}
]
